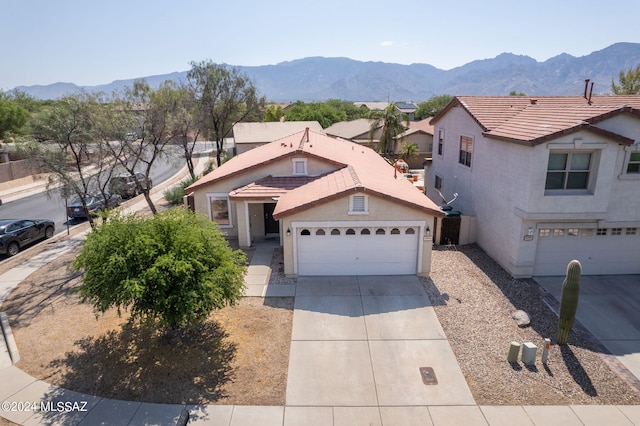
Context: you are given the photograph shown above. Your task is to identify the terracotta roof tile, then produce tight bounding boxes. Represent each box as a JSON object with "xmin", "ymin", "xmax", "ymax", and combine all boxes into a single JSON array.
[
  {"xmin": 432, "ymin": 95, "xmax": 640, "ymax": 145},
  {"xmin": 229, "ymin": 175, "xmax": 320, "ymax": 200},
  {"xmin": 188, "ymin": 129, "xmax": 444, "ymax": 218}
]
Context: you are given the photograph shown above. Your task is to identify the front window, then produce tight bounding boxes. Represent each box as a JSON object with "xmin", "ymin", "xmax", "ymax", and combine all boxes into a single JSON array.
[
  {"xmin": 545, "ymin": 152, "xmax": 591, "ymax": 190},
  {"xmin": 459, "ymin": 135, "xmax": 473, "ymax": 167},
  {"xmin": 627, "ymin": 152, "xmax": 640, "ymax": 174},
  {"xmin": 208, "ymin": 194, "xmax": 231, "ymax": 227}
]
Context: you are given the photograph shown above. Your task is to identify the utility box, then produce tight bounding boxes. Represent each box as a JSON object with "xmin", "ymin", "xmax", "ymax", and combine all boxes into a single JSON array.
[{"xmin": 522, "ymin": 342, "xmax": 537, "ymax": 366}]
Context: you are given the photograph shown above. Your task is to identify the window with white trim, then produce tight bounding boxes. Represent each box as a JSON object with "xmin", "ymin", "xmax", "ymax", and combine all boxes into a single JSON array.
[
  {"xmin": 545, "ymin": 152, "xmax": 592, "ymax": 190},
  {"xmin": 349, "ymin": 194, "xmax": 368, "ymax": 214},
  {"xmin": 627, "ymin": 152, "xmax": 640, "ymax": 174},
  {"xmin": 292, "ymin": 158, "xmax": 308, "ymax": 175},
  {"xmin": 459, "ymin": 135, "xmax": 473, "ymax": 167},
  {"xmin": 208, "ymin": 194, "xmax": 231, "ymax": 227}
]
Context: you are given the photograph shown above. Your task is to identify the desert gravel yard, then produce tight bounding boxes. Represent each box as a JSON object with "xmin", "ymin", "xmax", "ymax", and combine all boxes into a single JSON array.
[{"xmin": 424, "ymin": 245, "xmax": 640, "ymax": 405}]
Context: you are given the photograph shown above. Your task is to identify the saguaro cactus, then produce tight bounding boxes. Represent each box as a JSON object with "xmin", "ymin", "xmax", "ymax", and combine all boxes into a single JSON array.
[{"xmin": 557, "ymin": 260, "xmax": 581, "ymax": 345}]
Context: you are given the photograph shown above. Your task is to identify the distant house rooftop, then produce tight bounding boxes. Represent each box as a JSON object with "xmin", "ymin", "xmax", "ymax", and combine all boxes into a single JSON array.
[{"xmin": 233, "ymin": 121, "xmax": 324, "ymax": 144}]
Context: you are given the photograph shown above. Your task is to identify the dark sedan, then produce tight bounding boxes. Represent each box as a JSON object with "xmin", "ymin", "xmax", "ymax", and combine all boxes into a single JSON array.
[
  {"xmin": 66, "ymin": 193, "xmax": 122, "ymax": 219},
  {"xmin": 0, "ymin": 219, "xmax": 55, "ymax": 256}
]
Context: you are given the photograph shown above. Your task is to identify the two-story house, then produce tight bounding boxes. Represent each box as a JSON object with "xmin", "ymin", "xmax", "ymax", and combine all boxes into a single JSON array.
[
  {"xmin": 187, "ymin": 129, "xmax": 444, "ymax": 277},
  {"xmin": 426, "ymin": 95, "xmax": 640, "ymax": 277}
]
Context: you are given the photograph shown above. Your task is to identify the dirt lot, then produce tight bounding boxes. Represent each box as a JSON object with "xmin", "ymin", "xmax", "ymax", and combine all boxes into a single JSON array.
[{"xmin": 2, "ymin": 247, "xmax": 293, "ymax": 406}]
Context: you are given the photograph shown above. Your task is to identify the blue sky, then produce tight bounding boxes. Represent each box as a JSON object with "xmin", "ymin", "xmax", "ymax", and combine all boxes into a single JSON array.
[{"xmin": 2, "ymin": 0, "xmax": 639, "ymax": 90}]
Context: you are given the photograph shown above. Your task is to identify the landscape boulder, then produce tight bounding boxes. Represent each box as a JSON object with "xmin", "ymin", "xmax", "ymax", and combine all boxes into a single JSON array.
[{"xmin": 512, "ymin": 310, "xmax": 531, "ymax": 328}]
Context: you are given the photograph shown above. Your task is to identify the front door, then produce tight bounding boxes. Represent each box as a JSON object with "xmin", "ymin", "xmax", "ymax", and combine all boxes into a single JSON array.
[{"xmin": 264, "ymin": 203, "xmax": 279, "ymax": 234}]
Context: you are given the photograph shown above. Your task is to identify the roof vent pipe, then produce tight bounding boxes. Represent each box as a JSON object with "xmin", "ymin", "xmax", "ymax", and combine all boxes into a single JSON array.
[
  {"xmin": 588, "ymin": 82, "xmax": 594, "ymax": 105},
  {"xmin": 584, "ymin": 79, "xmax": 590, "ymax": 99}
]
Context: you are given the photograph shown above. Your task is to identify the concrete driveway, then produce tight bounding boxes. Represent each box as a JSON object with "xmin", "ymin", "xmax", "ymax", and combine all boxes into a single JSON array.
[
  {"xmin": 534, "ymin": 274, "xmax": 640, "ymax": 381},
  {"xmin": 286, "ymin": 275, "xmax": 475, "ymax": 416}
]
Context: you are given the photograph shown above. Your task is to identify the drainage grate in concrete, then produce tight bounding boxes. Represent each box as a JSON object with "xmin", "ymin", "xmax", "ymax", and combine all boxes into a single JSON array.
[{"xmin": 419, "ymin": 367, "xmax": 438, "ymax": 385}]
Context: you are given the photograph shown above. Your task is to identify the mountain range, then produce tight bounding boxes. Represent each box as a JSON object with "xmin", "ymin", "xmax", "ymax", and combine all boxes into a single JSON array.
[{"xmin": 13, "ymin": 42, "xmax": 640, "ymax": 102}]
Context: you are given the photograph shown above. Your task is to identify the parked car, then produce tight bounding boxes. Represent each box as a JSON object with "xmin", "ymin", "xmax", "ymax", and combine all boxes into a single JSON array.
[
  {"xmin": 0, "ymin": 219, "xmax": 55, "ymax": 256},
  {"xmin": 66, "ymin": 193, "xmax": 122, "ymax": 219},
  {"xmin": 109, "ymin": 173, "xmax": 153, "ymax": 199}
]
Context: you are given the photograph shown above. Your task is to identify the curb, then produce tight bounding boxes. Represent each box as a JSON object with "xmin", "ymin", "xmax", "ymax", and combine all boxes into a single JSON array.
[{"xmin": 0, "ymin": 311, "xmax": 19, "ymax": 364}]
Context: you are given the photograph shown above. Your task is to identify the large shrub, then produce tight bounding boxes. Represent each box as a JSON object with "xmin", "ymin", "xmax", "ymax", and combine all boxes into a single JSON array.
[{"xmin": 73, "ymin": 207, "xmax": 247, "ymax": 329}]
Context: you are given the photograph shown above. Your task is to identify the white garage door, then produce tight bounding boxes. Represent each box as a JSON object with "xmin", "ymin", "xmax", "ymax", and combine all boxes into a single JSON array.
[
  {"xmin": 296, "ymin": 225, "xmax": 420, "ymax": 276},
  {"xmin": 534, "ymin": 227, "xmax": 640, "ymax": 276}
]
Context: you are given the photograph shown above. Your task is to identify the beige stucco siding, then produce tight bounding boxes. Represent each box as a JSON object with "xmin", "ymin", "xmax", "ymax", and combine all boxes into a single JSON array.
[
  {"xmin": 190, "ymin": 154, "xmax": 343, "ymax": 239},
  {"xmin": 278, "ymin": 192, "xmax": 436, "ymax": 276}
]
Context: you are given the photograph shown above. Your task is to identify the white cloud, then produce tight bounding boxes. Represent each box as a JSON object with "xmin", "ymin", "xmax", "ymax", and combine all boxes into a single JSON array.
[{"xmin": 380, "ymin": 41, "xmax": 393, "ymax": 47}]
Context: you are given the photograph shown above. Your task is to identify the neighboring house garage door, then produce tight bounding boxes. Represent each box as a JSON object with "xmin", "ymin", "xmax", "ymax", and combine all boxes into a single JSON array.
[
  {"xmin": 533, "ymin": 227, "xmax": 640, "ymax": 276},
  {"xmin": 296, "ymin": 225, "xmax": 420, "ymax": 276}
]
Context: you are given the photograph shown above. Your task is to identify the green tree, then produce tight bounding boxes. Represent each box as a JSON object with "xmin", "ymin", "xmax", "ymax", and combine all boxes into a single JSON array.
[
  {"xmin": 611, "ymin": 65, "xmax": 640, "ymax": 94},
  {"xmin": 187, "ymin": 60, "xmax": 265, "ymax": 166},
  {"xmin": 368, "ymin": 103, "xmax": 408, "ymax": 155},
  {"xmin": 0, "ymin": 99, "xmax": 29, "ymax": 138},
  {"xmin": 264, "ymin": 104, "xmax": 285, "ymax": 122},
  {"xmin": 103, "ymin": 79, "xmax": 185, "ymax": 214},
  {"xmin": 284, "ymin": 101, "xmax": 346, "ymax": 128},
  {"xmin": 73, "ymin": 207, "xmax": 247, "ymax": 330},
  {"xmin": 23, "ymin": 92, "xmax": 119, "ymax": 227},
  {"xmin": 398, "ymin": 141, "xmax": 419, "ymax": 162},
  {"xmin": 414, "ymin": 95, "xmax": 452, "ymax": 120},
  {"xmin": 509, "ymin": 90, "xmax": 527, "ymax": 96},
  {"xmin": 325, "ymin": 99, "xmax": 369, "ymax": 121}
]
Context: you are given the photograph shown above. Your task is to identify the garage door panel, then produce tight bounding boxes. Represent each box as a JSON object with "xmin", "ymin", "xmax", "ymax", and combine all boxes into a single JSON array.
[
  {"xmin": 534, "ymin": 233, "xmax": 640, "ymax": 276},
  {"xmin": 297, "ymin": 226, "xmax": 420, "ymax": 276}
]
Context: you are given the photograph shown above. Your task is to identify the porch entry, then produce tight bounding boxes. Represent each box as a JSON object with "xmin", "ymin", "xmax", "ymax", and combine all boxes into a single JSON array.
[{"xmin": 264, "ymin": 203, "xmax": 279, "ymax": 235}]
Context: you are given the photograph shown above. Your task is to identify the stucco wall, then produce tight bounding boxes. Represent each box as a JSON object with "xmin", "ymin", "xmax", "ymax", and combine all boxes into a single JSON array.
[
  {"xmin": 190, "ymin": 154, "xmax": 343, "ymax": 239},
  {"xmin": 427, "ymin": 106, "xmax": 640, "ymax": 277},
  {"xmin": 278, "ymin": 192, "xmax": 436, "ymax": 276}
]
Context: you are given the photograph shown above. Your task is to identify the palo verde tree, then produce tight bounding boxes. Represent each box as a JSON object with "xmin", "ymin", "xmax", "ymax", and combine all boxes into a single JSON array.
[
  {"xmin": 73, "ymin": 207, "xmax": 247, "ymax": 330},
  {"xmin": 611, "ymin": 64, "xmax": 640, "ymax": 94},
  {"xmin": 187, "ymin": 60, "xmax": 265, "ymax": 166},
  {"xmin": 368, "ymin": 102, "xmax": 408, "ymax": 155},
  {"xmin": 22, "ymin": 92, "xmax": 119, "ymax": 226}
]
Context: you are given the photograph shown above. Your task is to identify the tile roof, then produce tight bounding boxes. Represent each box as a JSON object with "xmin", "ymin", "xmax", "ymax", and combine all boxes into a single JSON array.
[
  {"xmin": 229, "ymin": 176, "xmax": 319, "ymax": 200},
  {"xmin": 233, "ymin": 121, "xmax": 324, "ymax": 144},
  {"xmin": 400, "ymin": 117, "xmax": 435, "ymax": 138},
  {"xmin": 188, "ymin": 129, "xmax": 444, "ymax": 218},
  {"xmin": 353, "ymin": 102, "xmax": 389, "ymax": 111},
  {"xmin": 324, "ymin": 118, "xmax": 378, "ymax": 139},
  {"xmin": 432, "ymin": 95, "xmax": 640, "ymax": 145}
]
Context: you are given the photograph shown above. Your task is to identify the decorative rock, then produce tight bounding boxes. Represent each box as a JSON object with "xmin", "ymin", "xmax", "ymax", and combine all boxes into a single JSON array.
[{"xmin": 512, "ymin": 310, "xmax": 531, "ymax": 328}]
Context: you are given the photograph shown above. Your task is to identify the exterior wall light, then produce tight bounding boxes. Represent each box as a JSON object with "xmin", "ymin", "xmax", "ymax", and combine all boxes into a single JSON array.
[{"xmin": 286, "ymin": 228, "xmax": 291, "ymax": 236}]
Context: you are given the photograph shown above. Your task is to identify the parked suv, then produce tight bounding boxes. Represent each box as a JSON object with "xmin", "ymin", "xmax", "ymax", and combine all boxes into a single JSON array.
[
  {"xmin": 109, "ymin": 173, "xmax": 153, "ymax": 199},
  {"xmin": 67, "ymin": 193, "xmax": 122, "ymax": 219}
]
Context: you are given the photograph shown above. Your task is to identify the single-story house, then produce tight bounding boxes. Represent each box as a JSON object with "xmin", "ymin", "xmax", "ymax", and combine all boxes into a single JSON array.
[
  {"xmin": 232, "ymin": 121, "xmax": 324, "ymax": 154},
  {"xmin": 426, "ymin": 95, "xmax": 640, "ymax": 277},
  {"xmin": 187, "ymin": 129, "xmax": 444, "ymax": 277},
  {"xmin": 397, "ymin": 118, "xmax": 435, "ymax": 168}
]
